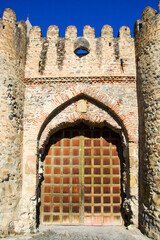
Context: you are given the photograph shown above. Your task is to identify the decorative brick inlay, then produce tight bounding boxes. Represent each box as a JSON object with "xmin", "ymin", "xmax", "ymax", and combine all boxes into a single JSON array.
[{"xmin": 24, "ymin": 76, "xmax": 136, "ymax": 85}]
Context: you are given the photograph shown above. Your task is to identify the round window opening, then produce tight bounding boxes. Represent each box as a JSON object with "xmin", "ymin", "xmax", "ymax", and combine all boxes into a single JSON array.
[{"xmin": 74, "ymin": 37, "xmax": 90, "ymax": 58}]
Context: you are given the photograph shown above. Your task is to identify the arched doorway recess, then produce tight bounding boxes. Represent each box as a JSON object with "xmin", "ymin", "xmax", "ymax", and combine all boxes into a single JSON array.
[{"xmin": 40, "ymin": 123, "xmax": 123, "ymax": 225}]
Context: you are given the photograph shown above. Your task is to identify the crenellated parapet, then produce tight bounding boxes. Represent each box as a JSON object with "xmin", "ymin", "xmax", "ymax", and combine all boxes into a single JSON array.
[{"xmin": 25, "ymin": 23, "xmax": 136, "ymax": 78}]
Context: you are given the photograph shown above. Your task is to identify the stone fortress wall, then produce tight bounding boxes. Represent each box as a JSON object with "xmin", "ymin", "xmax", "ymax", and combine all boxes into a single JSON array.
[{"xmin": 0, "ymin": 3, "xmax": 159, "ymax": 239}]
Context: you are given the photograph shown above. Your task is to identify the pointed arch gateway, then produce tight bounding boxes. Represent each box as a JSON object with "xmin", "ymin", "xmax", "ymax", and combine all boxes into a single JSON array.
[{"xmin": 37, "ymin": 94, "xmax": 130, "ymax": 226}]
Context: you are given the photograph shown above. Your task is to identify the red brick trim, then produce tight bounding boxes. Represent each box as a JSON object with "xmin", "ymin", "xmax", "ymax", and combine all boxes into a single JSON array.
[{"xmin": 24, "ymin": 76, "xmax": 136, "ymax": 85}]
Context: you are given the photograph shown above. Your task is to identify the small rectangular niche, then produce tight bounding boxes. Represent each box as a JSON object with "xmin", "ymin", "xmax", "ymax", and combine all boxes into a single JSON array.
[{"xmin": 77, "ymin": 99, "xmax": 87, "ymax": 113}]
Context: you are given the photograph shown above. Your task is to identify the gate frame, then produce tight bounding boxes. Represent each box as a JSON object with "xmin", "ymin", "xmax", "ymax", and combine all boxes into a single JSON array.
[{"xmin": 21, "ymin": 90, "xmax": 138, "ymax": 231}]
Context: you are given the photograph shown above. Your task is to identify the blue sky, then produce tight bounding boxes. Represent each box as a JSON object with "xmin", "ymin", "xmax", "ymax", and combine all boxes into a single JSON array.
[{"xmin": 0, "ymin": 0, "xmax": 159, "ymax": 37}]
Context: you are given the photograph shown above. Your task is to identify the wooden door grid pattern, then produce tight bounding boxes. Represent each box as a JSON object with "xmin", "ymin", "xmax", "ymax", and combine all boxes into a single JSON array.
[{"xmin": 40, "ymin": 125, "xmax": 122, "ymax": 225}]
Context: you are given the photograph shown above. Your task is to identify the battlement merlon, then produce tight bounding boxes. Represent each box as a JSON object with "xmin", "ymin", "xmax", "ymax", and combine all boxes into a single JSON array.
[
  {"xmin": 29, "ymin": 26, "xmax": 42, "ymax": 41},
  {"xmin": 0, "ymin": 8, "xmax": 27, "ymax": 62},
  {"xmin": 65, "ymin": 26, "xmax": 77, "ymax": 39},
  {"xmin": 47, "ymin": 25, "xmax": 59, "ymax": 39},
  {"xmin": 3, "ymin": 8, "xmax": 16, "ymax": 23},
  {"xmin": 1, "ymin": 8, "xmax": 27, "ymax": 34},
  {"xmin": 134, "ymin": 5, "xmax": 160, "ymax": 56}
]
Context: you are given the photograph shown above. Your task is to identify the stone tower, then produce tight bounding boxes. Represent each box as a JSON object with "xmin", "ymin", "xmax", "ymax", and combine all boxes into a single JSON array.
[
  {"xmin": 134, "ymin": 5, "xmax": 160, "ymax": 239},
  {"xmin": 0, "ymin": 9, "xmax": 27, "ymax": 233}
]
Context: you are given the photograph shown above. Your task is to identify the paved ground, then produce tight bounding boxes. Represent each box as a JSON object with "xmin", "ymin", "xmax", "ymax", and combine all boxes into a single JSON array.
[{"xmin": 0, "ymin": 226, "xmax": 151, "ymax": 240}]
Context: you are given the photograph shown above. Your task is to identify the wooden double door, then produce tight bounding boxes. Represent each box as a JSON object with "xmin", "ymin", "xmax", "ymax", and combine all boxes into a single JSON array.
[{"xmin": 40, "ymin": 124, "xmax": 122, "ymax": 225}]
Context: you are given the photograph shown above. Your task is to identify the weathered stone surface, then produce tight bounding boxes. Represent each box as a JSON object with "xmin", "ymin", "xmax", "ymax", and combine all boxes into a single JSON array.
[
  {"xmin": 0, "ymin": 8, "xmax": 26, "ymax": 235},
  {"xmin": 134, "ymin": 5, "xmax": 160, "ymax": 239}
]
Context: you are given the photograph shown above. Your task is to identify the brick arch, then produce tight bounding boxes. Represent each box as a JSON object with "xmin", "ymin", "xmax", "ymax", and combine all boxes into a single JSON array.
[
  {"xmin": 37, "ymin": 88, "xmax": 135, "ymax": 147},
  {"xmin": 24, "ymin": 86, "xmax": 135, "ymax": 144},
  {"xmin": 39, "ymin": 111, "xmax": 122, "ymax": 151}
]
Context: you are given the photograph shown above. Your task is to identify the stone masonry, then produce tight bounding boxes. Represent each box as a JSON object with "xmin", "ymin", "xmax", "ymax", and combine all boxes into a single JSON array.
[
  {"xmin": 134, "ymin": 5, "xmax": 160, "ymax": 240},
  {"xmin": 0, "ymin": 3, "xmax": 159, "ymax": 239}
]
